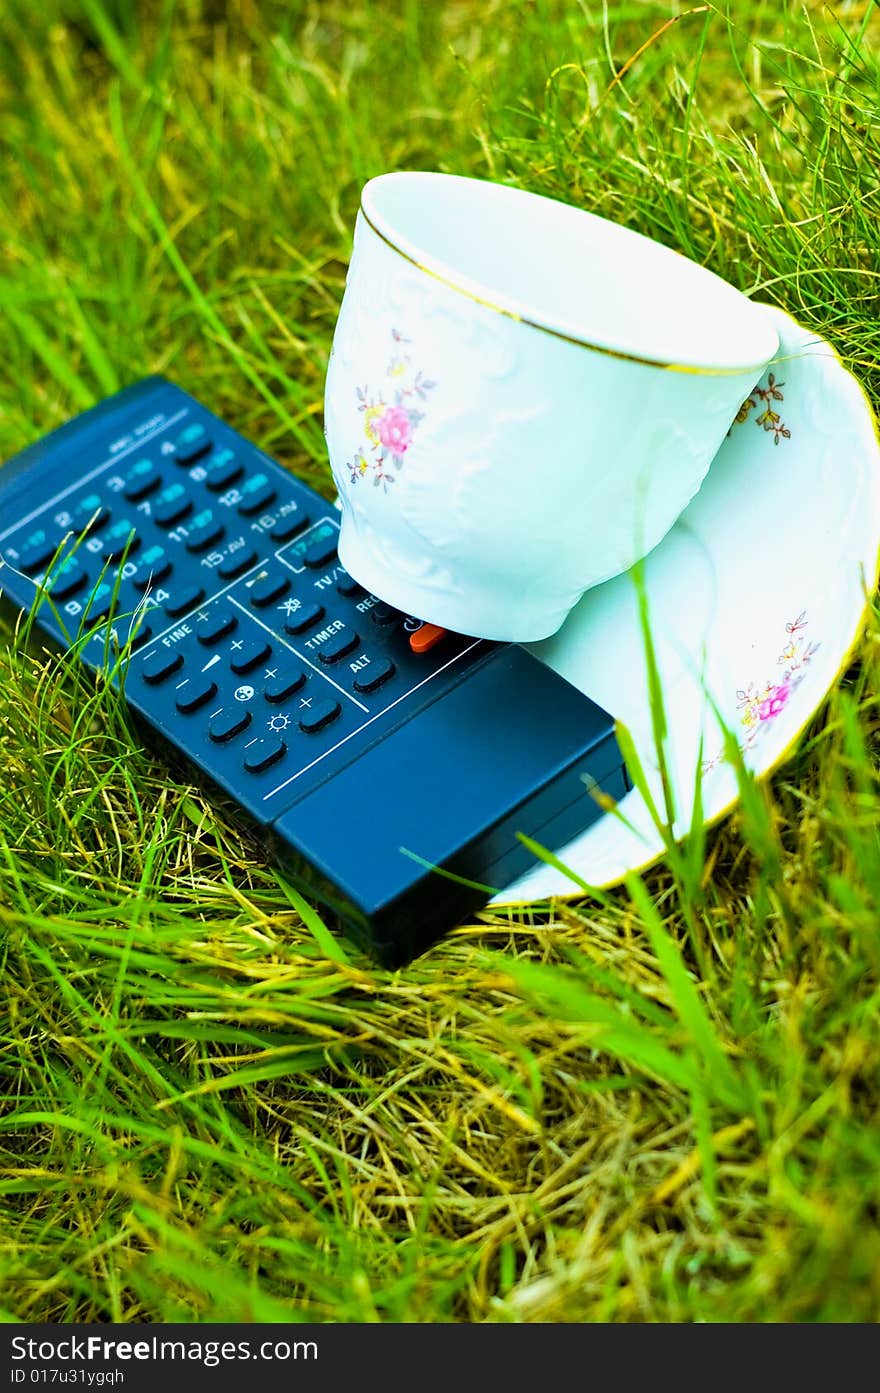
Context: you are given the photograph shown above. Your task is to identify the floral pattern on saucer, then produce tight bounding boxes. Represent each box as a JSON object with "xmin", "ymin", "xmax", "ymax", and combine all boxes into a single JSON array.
[
  {"xmin": 702, "ymin": 612, "xmax": 821, "ymax": 773},
  {"xmin": 733, "ymin": 372, "xmax": 792, "ymax": 444},
  {"xmin": 491, "ymin": 303, "xmax": 880, "ymax": 904},
  {"xmin": 345, "ymin": 329, "xmax": 437, "ymax": 491}
]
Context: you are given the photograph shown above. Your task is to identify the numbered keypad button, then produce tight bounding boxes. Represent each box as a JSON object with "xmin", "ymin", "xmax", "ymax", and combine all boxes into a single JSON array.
[
  {"xmin": 129, "ymin": 621, "xmax": 154, "ymax": 650},
  {"xmin": 153, "ymin": 483, "xmax": 192, "ymax": 527},
  {"xmin": 209, "ymin": 707, "xmax": 252, "ymax": 743},
  {"xmin": 230, "ymin": 638, "xmax": 272, "ymax": 674},
  {"xmin": 270, "ymin": 511, "xmax": 310, "ymax": 543},
  {"xmin": 174, "ymin": 422, "xmax": 212, "ymax": 465},
  {"xmin": 84, "ymin": 581, "xmax": 115, "ymax": 623},
  {"xmin": 123, "ymin": 460, "xmax": 161, "ymax": 501},
  {"xmin": 164, "ymin": 584, "xmax": 205, "ymax": 618},
  {"xmin": 132, "ymin": 545, "xmax": 172, "ymax": 589},
  {"xmin": 175, "ymin": 677, "xmax": 218, "ymax": 713},
  {"xmin": 217, "ymin": 547, "xmax": 258, "ymax": 580},
  {"xmin": 237, "ymin": 474, "xmax": 277, "ymax": 517},
  {"xmin": 283, "ymin": 602, "xmax": 324, "ymax": 636},
  {"xmin": 243, "ymin": 737, "xmax": 286, "ymax": 773},
  {"xmin": 299, "ymin": 698, "xmax": 341, "ymax": 734},
  {"xmin": 303, "ymin": 535, "xmax": 338, "ymax": 569},
  {"xmin": 353, "ymin": 657, "xmax": 396, "ymax": 693},
  {"xmin": 73, "ymin": 495, "xmax": 110, "ymax": 533},
  {"xmin": 47, "ymin": 556, "xmax": 88, "ymax": 599},
  {"xmin": 203, "ymin": 449, "xmax": 243, "ymax": 491},
  {"xmin": 185, "ymin": 515, "xmax": 226, "ymax": 553},
  {"xmin": 196, "ymin": 607, "xmax": 237, "ymax": 644},
  {"xmin": 317, "ymin": 625, "xmax": 359, "ymax": 664},
  {"xmin": 17, "ymin": 529, "xmax": 57, "ymax": 573},
  {"xmin": 101, "ymin": 519, "xmax": 140, "ymax": 562}
]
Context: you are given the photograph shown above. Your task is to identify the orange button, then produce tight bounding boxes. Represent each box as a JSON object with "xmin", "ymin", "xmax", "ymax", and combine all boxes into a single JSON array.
[{"xmin": 409, "ymin": 622, "xmax": 447, "ymax": 654}]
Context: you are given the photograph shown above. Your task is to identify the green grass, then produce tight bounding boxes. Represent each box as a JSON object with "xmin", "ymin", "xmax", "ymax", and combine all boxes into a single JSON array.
[{"xmin": 1, "ymin": 0, "xmax": 879, "ymax": 1323}]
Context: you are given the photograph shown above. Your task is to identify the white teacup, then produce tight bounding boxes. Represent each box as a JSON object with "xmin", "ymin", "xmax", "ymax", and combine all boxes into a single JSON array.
[{"xmin": 324, "ymin": 172, "xmax": 778, "ymax": 642}]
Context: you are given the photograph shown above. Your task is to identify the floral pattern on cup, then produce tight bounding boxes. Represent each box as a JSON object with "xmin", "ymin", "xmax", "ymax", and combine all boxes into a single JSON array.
[
  {"xmin": 702, "ymin": 611, "xmax": 820, "ymax": 772},
  {"xmin": 733, "ymin": 372, "xmax": 791, "ymax": 444},
  {"xmin": 345, "ymin": 330, "xmax": 437, "ymax": 491}
]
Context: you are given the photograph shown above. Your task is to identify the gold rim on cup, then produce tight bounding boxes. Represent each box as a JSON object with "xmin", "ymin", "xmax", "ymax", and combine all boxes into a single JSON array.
[{"xmin": 358, "ymin": 201, "xmax": 777, "ymax": 379}]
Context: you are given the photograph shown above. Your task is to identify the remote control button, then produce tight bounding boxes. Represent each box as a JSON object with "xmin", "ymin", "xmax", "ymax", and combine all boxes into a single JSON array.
[
  {"xmin": 264, "ymin": 670, "xmax": 306, "ymax": 702},
  {"xmin": 101, "ymin": 519, "xmax": 140, "ymax": 562},
  {"xmin": 238, "ymin": 486, "xmax": 277, "ymax": 518},
  {"xmin": 317, "ymin": 625, "xmax": 359, "ymax": 664},
  {"xmin": 371, "ymin": 602, "xmax": 402, "ymax": 627},
  {"xmin": 185, "ymin": 517, "xmax": 226, "ymax": 553},
  {"xmin": 84, "ymin": 581, "xmax": 115, "ymax": 623},
  {"xmin": 243, "ymin": 737, "xmax": 286, "ymax": 773},
  {"xmin": 164, "ymin": 584, "xmax": 205, "ymax": 618},
  {"xmin": 129, "ymin": 621, "xmax": 154, "ymax": 650},
  {"xmin": 217, "ymin": 547, "xmax": 258, "ymax": 580},
  {"xmin": 249, "ymin": 572, "xmax": 291, "ymax": 608},
  {"xmin": 409, "ymin": 622, "xmax": 447, "ymax": 654},
  {"xmin": 175, "ymin": 677, "xmax": 218, "ymax": 713},
  {"xmin": 237, "ymin": 474, "xmax": 277, "ymax": 517},
  {"xmin": 283, "ymin": 602, "xmax": 324, "ymax": 636},
  {"xmin": 174, "ymin": 422, "xmax": 212, "ymax": 465},
  {"xmin": 73, "ymin": 495, "xmax": 110, "ymax": 533},
  {"xmin": 131, "ymin": 545, "xmax": 171, "ymax": 589},
  {"xmin": 299, "ymin": 698, "xmax": 341, "ymax": 734},
  {"xmin": 123, "ymin": 460, "xmax": 161, "ymax": 501},
  {"xmin": 209, "ymin": 707, "xmax": 252, "ymax": 742},
  {"xmin": 17, "ymin": 529, "xmax": 57, "ymax": 573},
  {"xmin": 230, "ymin": 638, "xmax": 272, "ymax": 674},
  {"xmin": 203, "ymin": 449, "xmax": 243, "ymax": 491},
  {"xmin": 196, "ymin": 607, "xmax": 237, "ymax": 644},
  {"xmin": 141, "ymin": 648, "xmax": 184, "ymax": 684},
  {"xmin": 353, "ymin": 657, "xmax": 396, "ymax": 693},
  {"xmin": 47, "ymin": 556, "xmax": 88, "ymax": 600},
  {"xmin": 303, "ymin": 535, "xmax": 338, "ymax": 569},
  {"xmin": 270, "ymin": 510, "xmax": 310, "ymax": 543},
  {"xmin": 153, "ymin": 484, "xmax": 192, "ymax": 527},
  {"xmin": 335, "ymin": 570, "xmax": 362, "ymax": 597}
]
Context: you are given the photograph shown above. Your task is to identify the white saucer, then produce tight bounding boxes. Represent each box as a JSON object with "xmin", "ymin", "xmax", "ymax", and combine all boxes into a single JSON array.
[{"xmin": 492, "ymin": 304, "xmax": 880, "ymax": 906}]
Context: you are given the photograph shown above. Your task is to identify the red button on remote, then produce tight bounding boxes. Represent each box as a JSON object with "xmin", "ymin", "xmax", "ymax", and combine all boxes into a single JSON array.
[{"xmin": 409, "ymin": 623, "xmax": 446, "ymax": 655}]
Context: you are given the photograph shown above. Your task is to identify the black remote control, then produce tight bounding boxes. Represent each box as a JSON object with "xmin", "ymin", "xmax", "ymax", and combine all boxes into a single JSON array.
[{"xmin": 0, "ymin": 378, "xmax": 629, "ymax": 964}]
